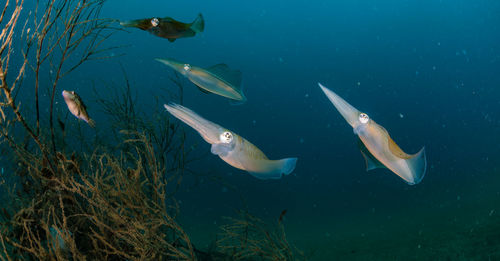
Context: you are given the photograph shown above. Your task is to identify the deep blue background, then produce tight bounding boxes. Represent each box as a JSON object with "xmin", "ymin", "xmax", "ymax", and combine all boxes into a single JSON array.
[{"xmin": 99, "ymin": 0, "xmax": 500, "ymax": 250}]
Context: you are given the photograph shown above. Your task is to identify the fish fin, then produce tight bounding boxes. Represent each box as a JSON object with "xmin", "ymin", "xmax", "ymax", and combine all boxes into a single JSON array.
[
  {"xmin": 206, "ymin": 64, "xmax": 243, "ymax": 90},
  {"xmin": 87, "ymin": 119, "xmax": 96, "ymax": 128},
  {"xmin": 404, "ymin": 147, "xmax": 427, "ymax": 185},
  {"xmin": 358, "ymin": 138, "xmax": 385, "ymax": 171},
  {"xmin": 190, "ymin": 13, "xmax": 204, "ymax": 33},
  {"xmin": 211, "ymin": 143, "xmax": 234, "ymax": 157},
  {"xmin": 168, "ymin": 38, "xmax": 176, "ymax": 42}
]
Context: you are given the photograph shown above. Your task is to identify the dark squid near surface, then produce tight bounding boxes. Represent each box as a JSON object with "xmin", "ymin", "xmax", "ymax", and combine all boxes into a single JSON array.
[{"xmin": 120, "ymin": 13, "xmax": 204, "ymax": 42}]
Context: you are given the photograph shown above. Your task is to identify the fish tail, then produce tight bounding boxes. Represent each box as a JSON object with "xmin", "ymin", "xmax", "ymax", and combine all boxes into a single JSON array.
[
  {"xmin": 191, "ymin": 13, "xmax": 204, "ymax": 33},
  {"xmin": 278, "ymin": 157, "xmax": 298, "ymax": 176},
  {"xmin": 87, "ymin": 119, "xmax": 96, "ymax": 128}
]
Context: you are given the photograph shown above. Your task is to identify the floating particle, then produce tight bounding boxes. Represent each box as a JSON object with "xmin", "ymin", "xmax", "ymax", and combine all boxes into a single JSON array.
[
  {"xmin": 399, "ymin": 113, "xmax": 404, "ymax": 118},
  {"xmin": 299, "ymin": 138, "xmax": 304, "ymax": 144}
]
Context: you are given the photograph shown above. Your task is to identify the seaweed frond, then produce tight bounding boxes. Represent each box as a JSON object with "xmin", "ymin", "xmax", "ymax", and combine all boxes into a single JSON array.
[{"xmin": 216, "ymin": 210, "xmax": 306, "ymax": 261}]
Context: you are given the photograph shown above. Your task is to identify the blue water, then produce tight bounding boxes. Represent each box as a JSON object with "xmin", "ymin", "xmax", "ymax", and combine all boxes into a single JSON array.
[{"xmin": 10, "ymin": 0, "xmax": 500, "ymax": 259}]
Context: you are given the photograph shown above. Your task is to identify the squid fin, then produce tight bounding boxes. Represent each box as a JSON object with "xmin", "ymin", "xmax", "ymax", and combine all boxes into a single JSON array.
[
  {"xmin": 279, "ymin": 157, "xmax": 298, "ymax": 176},
  {"xmin": 358, "ymin": 138, "xmax": 385, "ymax": 171},
  {"xmin": 206, "ymin": 64, "xmax": 243, "ymax": 90},
  {"xmin": 190, "ymin": 13, "xmax": 205, "ymax": 33},
  {"xmin": 247, "ymin": 158, "xmax": 298, "ymax": 180},
  {"xmin": 405, "ymin": 147, "xmax": 427, "ymax": 185},
  {"xmin": 197, "ymin": 86, "xmax": 211, "ymax": 94}
]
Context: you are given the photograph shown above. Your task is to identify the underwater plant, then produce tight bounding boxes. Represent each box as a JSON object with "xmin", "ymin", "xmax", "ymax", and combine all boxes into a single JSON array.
[
  {"xmin": 216, "ymin": 210, "xmax": 306, "ymax": 261},
  {"xmin": 0, "ymin": 0, "xmax": 199, "ymax": 259}
]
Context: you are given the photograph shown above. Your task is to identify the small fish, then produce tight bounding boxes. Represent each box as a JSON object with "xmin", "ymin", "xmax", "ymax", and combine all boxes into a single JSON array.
[
  {"xmin": 318, "ymin": 83, "xmax": 426, "ymax": 185},
  {"xmin": 164, "ymin": 103, "xmax": 297, "ymax": 179},
  {"xmin": 120, "ymin": 13, "xmax": 204, "ymax": 42},
  {"xmin": 157, "ymin": 58, "xmax": 246, "ymax": 102},
  {"xmin": 62, "ymin": 90, "xmax": 95, "ymax": 127}
]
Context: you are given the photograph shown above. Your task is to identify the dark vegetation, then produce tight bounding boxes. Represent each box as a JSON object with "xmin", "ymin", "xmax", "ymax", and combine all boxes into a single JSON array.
[{"xmin": 0, "ymin": 0, "xmax": 304, "ymax": 260}]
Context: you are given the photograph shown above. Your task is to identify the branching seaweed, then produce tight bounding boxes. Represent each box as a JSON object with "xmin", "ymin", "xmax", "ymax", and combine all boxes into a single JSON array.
[
  {"xmin": 0, "ymin": 134, "xmax": 196, "ymax": 260},
  {"xmin": 0, "ymin": 0, "xmax": 199, "ymax": 260},
  {"xmin": 217, "ymin": 210, "xmax": 306, "ymax": 261}
]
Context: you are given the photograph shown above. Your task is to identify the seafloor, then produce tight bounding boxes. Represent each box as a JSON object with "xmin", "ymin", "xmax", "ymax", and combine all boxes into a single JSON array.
[{"xmin": 182, "ymin": 168, "xmax": 500, "ymax": 260}]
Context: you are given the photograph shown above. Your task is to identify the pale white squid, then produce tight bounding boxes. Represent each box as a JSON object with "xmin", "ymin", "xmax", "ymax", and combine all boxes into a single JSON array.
[
  {"xmin": 164, "ymin": 103, "xmax": 297, "ymax": 179},
  {"xmin": 318, "ymin": 83, "xmax": 426, "ymax": 185}
]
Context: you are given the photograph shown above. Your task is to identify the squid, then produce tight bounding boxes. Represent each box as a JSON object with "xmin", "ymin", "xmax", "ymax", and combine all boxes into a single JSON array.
[
  {"xmin": 164, "ymin": 103, "xmax": 297, "ymax": 179},
  {"xmin": 318, "ymin": 83, "xmax": 426, "ymax": 185},
  {"xmin": 120, "ymin": 13, "xmax": 204, "ymax": 42},
  {"xmin": 156, "ymin": 58, "xmax": 246, "ymax": 102}
]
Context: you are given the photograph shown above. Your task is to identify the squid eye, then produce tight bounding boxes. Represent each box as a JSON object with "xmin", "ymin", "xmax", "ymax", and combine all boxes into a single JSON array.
[
  {"xmin": 220, "ymin": 131, "xmax": 233, "ymax": 143},
  {"xmin": 151, "ymin": 18, "xmax": 159, "ymax": 27},
  {"xmin": 359, "ymin": 113, "xmax": 369, "ymax": 124},
  {"xmin": 183, "ymin": 64, "xmax": 191, "ymax": 71}
]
